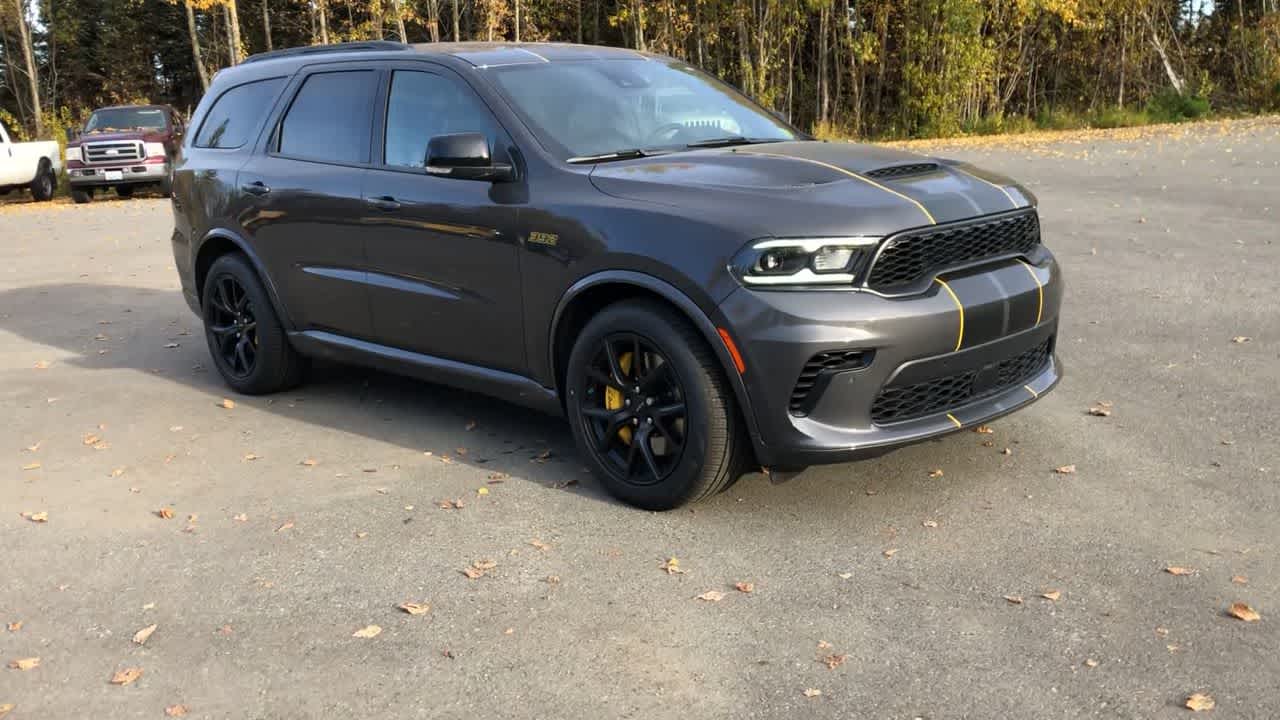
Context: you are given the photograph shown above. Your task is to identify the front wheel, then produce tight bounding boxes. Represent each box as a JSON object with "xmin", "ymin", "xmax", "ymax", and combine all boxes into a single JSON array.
[
  {"xmin": 565, "ymin": 301, "xmax": 749, "ymax": 510},
  {"xmin": 29, "ymin": 161, "xmax": 55, "ymax": 201},
  {"xmin": 201, "ymin": 253, "xmax": 306, "ymax": 395},
  {"xmin": 71, "ymin": 187, "xmax": 93, "ymax": 204}
]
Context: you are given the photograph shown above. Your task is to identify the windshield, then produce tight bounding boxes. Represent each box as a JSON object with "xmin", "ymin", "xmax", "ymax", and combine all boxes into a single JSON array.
[
  {"xmin": 84, "ymin": 107, "xmax": 167, "ymax": 134},
  {"xmin": 485, "ymin": 58, "xmax": 798, "ymax": 160}
]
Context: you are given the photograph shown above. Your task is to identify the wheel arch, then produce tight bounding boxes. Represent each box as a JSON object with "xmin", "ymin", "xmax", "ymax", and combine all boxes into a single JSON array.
[
  {"xmin": 549, "ymin": 271, "xmax": 764, "ymax": 462},
  {"xmin": 193, "ymin": 229, "xmax": 295, "ymax": 330}
]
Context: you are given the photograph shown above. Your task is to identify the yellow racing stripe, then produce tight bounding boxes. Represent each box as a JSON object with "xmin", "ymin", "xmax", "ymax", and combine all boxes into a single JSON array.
[
  {"xmin": 740, "ymin": 150, "xmax": 937, "ymax": 225},
  {"xmin": 1016, "ymin": 259, "xmax": 1044, "ymax": 326},
  {"xmin": 946, "ymin": 413, "xmax": 962, "ymax": 429},
  {"xmin": 953, "ymin": 166, "xmax": 1021, "ymax": 209},
  {"xmin": 1024, "ymin": 385, "xmax": 1039, "ymax": 398},
  {"xmin": 934, "ymin": 278, "xmax": 965, "ymax": 352}
]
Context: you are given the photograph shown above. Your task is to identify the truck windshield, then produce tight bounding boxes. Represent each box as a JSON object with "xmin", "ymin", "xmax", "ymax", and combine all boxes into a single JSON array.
[
  {"xmin": 84, "ymin": 108, "xmax": 167, "ymax": 134},
  {"xmin": 485, "ymin": 58, "xmax": 797, "ymax": 161}
]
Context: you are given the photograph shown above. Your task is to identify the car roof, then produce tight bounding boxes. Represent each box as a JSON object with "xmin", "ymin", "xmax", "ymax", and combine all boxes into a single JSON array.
[
  {"xmin": 235, "ymin": 40, "xmax": 648, "ymax": 72},
  {"xmin": 91, "ymin": 104, "xmax": 173, "ymax": 112}
]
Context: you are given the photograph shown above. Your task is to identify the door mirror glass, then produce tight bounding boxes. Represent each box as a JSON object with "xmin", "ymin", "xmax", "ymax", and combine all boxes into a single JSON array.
[{"xmin": 425, "ymin": 133, "xmax": 515, "ymax": 182}]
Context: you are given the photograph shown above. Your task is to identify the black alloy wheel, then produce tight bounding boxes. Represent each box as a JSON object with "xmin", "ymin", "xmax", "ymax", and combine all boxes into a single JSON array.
[{"xmin": 205, "ymin": 273, "xmax": 258, "ymax": 378}]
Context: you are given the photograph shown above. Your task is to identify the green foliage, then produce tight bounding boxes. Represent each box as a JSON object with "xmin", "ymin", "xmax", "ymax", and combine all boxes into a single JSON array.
[{"xmin": 1145, "ymin": 90, "xmax": 1211, "ymax": 124}]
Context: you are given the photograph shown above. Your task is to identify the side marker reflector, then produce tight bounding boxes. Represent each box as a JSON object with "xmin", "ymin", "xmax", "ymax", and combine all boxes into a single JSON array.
[{"xmin": 717, "ymin": 328, "xmax": 746, "ymax": 375}]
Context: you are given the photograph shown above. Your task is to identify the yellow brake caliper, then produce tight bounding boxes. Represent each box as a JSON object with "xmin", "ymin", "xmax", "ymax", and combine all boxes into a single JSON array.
[{"xmin": 603, "ymin": 352, "xmax": 634, "ymax": 444}]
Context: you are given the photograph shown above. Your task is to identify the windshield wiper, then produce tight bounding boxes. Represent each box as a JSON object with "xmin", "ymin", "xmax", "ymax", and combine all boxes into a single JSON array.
[
  {"xmin": 684, "ymin": 136, "xmax": 785, "ymax": 149},
  {"xmin": 567, "ymin": 149, "xmax": 660, "ymax": 164}
]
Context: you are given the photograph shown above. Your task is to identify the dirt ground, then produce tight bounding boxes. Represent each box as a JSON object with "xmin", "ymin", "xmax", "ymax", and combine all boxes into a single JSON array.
[{"xmin": 2, "ymin": 117, "xmax": 1278, "ymax": 719}]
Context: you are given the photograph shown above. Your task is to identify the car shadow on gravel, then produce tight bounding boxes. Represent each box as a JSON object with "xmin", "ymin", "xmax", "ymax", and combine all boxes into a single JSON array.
[{"xmin": 1, "ymin": 282, "xmax": 653, "ymax": 506}]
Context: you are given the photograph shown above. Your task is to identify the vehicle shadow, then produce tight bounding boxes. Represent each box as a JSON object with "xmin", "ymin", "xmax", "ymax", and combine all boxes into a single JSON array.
[{"xmin": 1, "ymin": 282, "xmax": 629, "ymax": 505}]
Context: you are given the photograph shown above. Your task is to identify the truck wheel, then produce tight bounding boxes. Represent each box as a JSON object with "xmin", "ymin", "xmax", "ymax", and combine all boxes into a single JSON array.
[
  {"xmin": 29, "ymin": 160, "xmax": 55, "ymax": 202},
  {"xmin": 71, "ymin": 187, "xmax": 93, "ymax": 204},
  {"xmin": 116, "ymin": 185, "xmax": 134, "ymax": 199},
  {"xmin": 201, "ymin": 253, "xmax": 306, "ymax": 395},
  {"xmin": 565, "ymin": 300, "xmax": 749, "ymax": 510}
]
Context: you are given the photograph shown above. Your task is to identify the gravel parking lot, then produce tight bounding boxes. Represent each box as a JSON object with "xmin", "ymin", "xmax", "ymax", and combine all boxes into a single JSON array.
[{"xmin": 2, "ymin": 118, "xmax": 1277, "ymax": 719}]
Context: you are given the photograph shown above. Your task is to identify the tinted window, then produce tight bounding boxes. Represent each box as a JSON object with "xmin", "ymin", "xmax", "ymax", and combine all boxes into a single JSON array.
[
  {"xmin": 195, "ymin": 78, "xmax": 284, "ymax": 149},
  {"xmin": 278, "ymin": 71, "xmax": 377, "ymax": 164},
  {"xmin": 384, "ymin": 70, "xmax": 499, "ymax": 168}
]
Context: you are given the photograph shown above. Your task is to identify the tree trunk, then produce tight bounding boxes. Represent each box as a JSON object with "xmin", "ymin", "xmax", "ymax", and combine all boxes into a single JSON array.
[
  {"xmin": 514, "ymin": 0, "xmax": 520, "ymax": 42},
  {"xmin": 452, "ymin": 0, "xmax": 460, "ymax": 41},
  {"xmin": 12, "ymin": 0, "xmax": 41, "ymax": 136},
  {"xmin": 224, "ymin": 0, "xmax": 242, "ymax": 65},
  {"xmin": 576, "ymin": 0, "xmax": 582, "ymax": 44},
  {"xmin": 372, "ymin": 0, "xmax": 383, "ymax": 40},
  {"xmin": 186, "ymin": 0, "xmax": 210, "ymax": 90},
  {"xmin": 633, "ymin": 0, "xmax": 644, "ymax": 51},
  {"xmin": 1143, "ymin": 8, "xmax": 1185, "ymax": 94},
  {"xmin": 396, "ymin": 0, "xmax": 412, "ymax": 42},
  {"xmin": 262, "ymin": 0, "xmax": 273, "ymax": 52},
  {"xmin": 319, "ymin": 0, "xmax": 330, "ymax": 44}
]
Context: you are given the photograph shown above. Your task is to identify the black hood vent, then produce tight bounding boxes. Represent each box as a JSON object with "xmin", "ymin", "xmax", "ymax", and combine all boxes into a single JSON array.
[{"xmin": 864, "ymin": 163, "xmax": 941, "ymax": 180}]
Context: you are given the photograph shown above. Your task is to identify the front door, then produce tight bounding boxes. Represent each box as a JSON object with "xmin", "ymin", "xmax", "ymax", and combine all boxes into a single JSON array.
[{"xmin": 362, "ymin": 66, "xmax": 526, "ymax": 373}]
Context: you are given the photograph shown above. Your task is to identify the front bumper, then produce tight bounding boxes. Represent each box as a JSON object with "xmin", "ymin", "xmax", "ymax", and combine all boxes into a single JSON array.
[
  {"xmin": 68, "ymin": 161, "xmax": 168, "ymax": 187},
  {"xmin": 719, "ymin": 248, "xmax": 1063, "ymax": 467}
]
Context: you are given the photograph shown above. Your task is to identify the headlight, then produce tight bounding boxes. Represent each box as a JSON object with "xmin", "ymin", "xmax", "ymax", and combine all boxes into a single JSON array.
[
  {"xmin": 730, "ymin": 237, "xmax": 879, "ymax": 286},
  {"xmin": 65, "ymin": 146, "xmax": 81, "ymax": 162},
  {"xmin": 144, "ymin": 142, "xmax": 167, "ymax": 158}
]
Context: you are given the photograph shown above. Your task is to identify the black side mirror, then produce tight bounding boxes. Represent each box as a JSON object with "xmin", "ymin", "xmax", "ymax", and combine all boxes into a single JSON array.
[{"xmin": 425, "ymin": 133, "xmax": 515, "ymax": 183}]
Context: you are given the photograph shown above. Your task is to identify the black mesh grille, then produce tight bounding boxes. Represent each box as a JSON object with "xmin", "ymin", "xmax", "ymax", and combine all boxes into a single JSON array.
[
  {"xmin": 789, "ymin": 350, "xmax": 871, "ymax": 416},
  {"xmin": 871, "ymin": 337, "xmax": 1052, "ymax": 425},
  {"xmin": 864, "ymin": 163, "xmax": 940, "ymax": 180},
  {"xmin": 867, "ymin": 211, "xmax": 1040, "ymax": 292}
]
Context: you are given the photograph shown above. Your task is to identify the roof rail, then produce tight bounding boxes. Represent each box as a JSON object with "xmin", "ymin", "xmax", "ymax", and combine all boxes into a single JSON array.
[{"xmin": 241, "ymin": 41, "xmax": 411, "ymax": 65}]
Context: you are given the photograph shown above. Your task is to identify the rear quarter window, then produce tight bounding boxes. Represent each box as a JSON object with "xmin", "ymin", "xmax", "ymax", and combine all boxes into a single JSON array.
[{"xmin": 194, "ymin": 77, "xmax": 286, "ymax": 149}]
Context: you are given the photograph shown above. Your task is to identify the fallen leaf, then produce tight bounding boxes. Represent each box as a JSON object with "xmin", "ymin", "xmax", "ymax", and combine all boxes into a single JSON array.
[
  {"xmin": 928, "ymin": 468, "xmax": 944, "ymax": 478},
  {"xmin": 487, "ymin": 472, "xmax": 509, "ymax": 481},
  {"xmin": 695, "ymin": 590, "xmax": 726, "ymax": 602},
  {"xmin": 528, "ymin": 539, "xmax": 550, "ymax": 551},
  {"xmin": 462, "ymin": 559, "xmax": 497, "ymax": 579},
  {"xmin": 23, "ymin": 441, "xmax": 41, "ymax": 452},
  {"xmin": 375, "ymin": 488, "xmax": 388, "ymax": 494},
  {"xmin": 300, "ymin": 458, "xmax": 318, "ymax": 467},
  {"xmin": 82, "ymin": 433, "xmax": 100, "ymax": 446},
  {"xmin": 169, "ymin": 426, "xmax": 183, "ymax": 432},
  {"xmin": 803, "ymin": 688, "xmax": 822, "ymax": 698},
  {"xmin": 974, "ymin": 424, "xmax": 994, "ymax": 434},
  {"xmin": 351, "ymin": 625, "xmax": 382, "ymax": 639},
  {"xmin": 1155, "ymin": 626, "xmax": 1170, "ymax": 637},
  {"xmin": 232, "ymin": 513, "xmax": 247, "ymax": 522},
  {"xmin": 132, "ymin": 624, "xmax": 157, "ymax": 645},
  {"xmin": 91, "ymin": 441, "xmax": 110, "ymax": 451},
  {"xmin": 109, "ymin": 667, "xmax": 143, "ymax": 685},
  {"xmin": 1185, "ymin": 693, "xmax": 1216, "ymax": 712},
  {"xmin": 20, "ymin": 511, "xmax": 47, "ymax": 523},
  {"xmin": 981, "ymin": 439, "xmax": 995, "ymax": 447},
  {"xmin": 156, "ymin": 507, "xmax": 174, "ymax": 520},
  {"xmin": 1088, "ymin": 402, "xmax": 1113, "ymax": 417},
  {"xmin": 398, "ymin": 602, "xmax": 430, "ymax": 616},
  {"xmin": 242, "ymin": 453, "xmax": 260, "ymax": 461},
  {"xmin": 354, "ymin": 531, "xmax": 368, "ymax": 539},
  {"xmin": 109, "ymin": 467, "xmax": 125, "ymax": 478},
  {"xmin": 1042, "ymin": 589, "xmax": 1062, "ymax": 601},
  {"xmin": 837, "ymin": 572, "xmax": 852, "ymax": 579},
  {"xmin": 883, "ymin": 548, "xmax": 898, "ymax": 558},
  {"xmin": 0, "ymin": 703, "xmax": 13, "ymax": 716},
  {"xmin": 1054, "ymin": 464, "xmax": 1077, "ymax": 475},
  {"xmin": 164, "ymin": 342, "xmax": 180, "ymax": 349},
  {"xmin": 1230, "ymin": 336, "xmax": 1251, "ymax": 344},
  {"xmin": 545, "ymin": 575, "xmax": 560, "ymax": 584},
  {"xmin": 817, "ymin": 640, "xmax": 832, "ymax": 650},
  {"xmin": 455, "ymin": 447, "xmax": 468, "ymax": 456},
  {"xmin": 8, "ymin": 657, "xmax": 39, "ymax": 670},
  {"xmin": 217, "ymin": 398, "xmax": 235, "ymax": 409},
  {"xmin": 438, "ymin": 499, "xmax": 465, "ymax": 510},
  {"xmin": 1228, "ymin": 602, "xmax": 1260, "ymax": 622},
  {"xmin": 21, "ymin": 462, "xmax": 41, "ymax": 471},
  {"xmin": 734, "ymin": 582, "xmax": 755, "ymax": 593},
  {"xmin": 1004, "ymin": 595, "xmax": 1024, "ymax": 604},
  {"xmin": 821, "ymin": 654, "xmax": 848, "ymax": 669},
  {"xmin": 7, "ymin": 622, "xmax": 21, "ymax": 632},
  {"xmin": 476, "ymin": 487, "xmax": 489, "ymax": 496},
  {"xmin": 661, "ymin": 557, "xmax": 686, "ymax": 575},
  {"xmin": 1001, "ymin": 447, "xmax": 1013, "ymax": 455},
  {"xmin": 1165, "ymin": 566, "xmax": 1195, "ymax": 576},
  {"xmin": 922, "ymin": 520, "xmax": 939, "ymax": 528},
  {"xmin": 1231, "ymin": 575, "xmax": 1248, "ymax": 585},
  {"xmin": 403, "ymin": 505, "xmax": 414, "ymax": 511},
  {"xmin": 164, "ymin": 705, "xmax": 189, "ymax": 717},
  {"xmin": 1084, "ymin": 658, "xmax": 1099, "ymax": 668},
  {"xmin": 275, "ymin": 521, "xmax": 294, "ymax": 532},
  {"xmin": 34, "ymin": 360, "xmax": 50, "ymax": 369}
]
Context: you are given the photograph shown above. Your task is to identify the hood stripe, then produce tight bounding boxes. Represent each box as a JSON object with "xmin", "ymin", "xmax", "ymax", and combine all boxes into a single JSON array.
[
  {"xmin": 952, "ymin": 166, "xmax": 1021, "ymax": 209},
  {"xmin": 738, "ymin": 150, "xmax": 937, "ymax": 225}
]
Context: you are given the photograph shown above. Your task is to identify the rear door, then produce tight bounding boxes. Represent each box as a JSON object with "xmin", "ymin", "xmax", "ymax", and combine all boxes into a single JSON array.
[
  {"xmin": 237, "ymin": 64, "xmax": 383, "ymax": 339},
  {"xmin": 361, "ymin": 64, "xmax": 526, "ymax": 372}
]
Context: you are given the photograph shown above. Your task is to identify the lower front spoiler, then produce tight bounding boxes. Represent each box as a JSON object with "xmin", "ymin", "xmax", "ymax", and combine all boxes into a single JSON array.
[{"xmin": 763, "ymin": 353, "xmax": 1061, "ymax": 470}]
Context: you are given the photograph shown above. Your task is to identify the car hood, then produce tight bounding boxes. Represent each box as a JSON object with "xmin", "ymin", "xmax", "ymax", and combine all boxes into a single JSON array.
[
  {"xmin": 588, "ymin": 141, "xmax": 1034, "ymax": 238},
  {"xmin": 73, "ymin": 130, "xmax": 169, "ymax": 146}
]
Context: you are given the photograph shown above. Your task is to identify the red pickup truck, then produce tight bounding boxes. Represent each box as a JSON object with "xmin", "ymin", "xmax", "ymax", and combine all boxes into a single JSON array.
[{"xmin": 65, "ymin": 104, "xmax": 185, "ymax": 203}]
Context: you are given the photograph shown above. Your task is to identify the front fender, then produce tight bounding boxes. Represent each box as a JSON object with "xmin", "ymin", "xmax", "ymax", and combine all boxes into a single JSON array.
[{"xmin": 193, "ymin": 228, "xmax": 297, "ymax": 332}]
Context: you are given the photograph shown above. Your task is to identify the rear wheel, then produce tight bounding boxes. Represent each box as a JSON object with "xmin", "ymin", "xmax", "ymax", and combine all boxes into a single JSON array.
[
  {"xmin": 201, "ymin": 253, "xmax": 306, "ymax": 395},
  {"xmin": 29, "ymin": 160, "xmax": 55, "ymax": 201},
  {"xmin": 565, "ymin": 301, "xmax": 748, "ymax": 510},
  {"xmin": 71, "ymin": 187, "xmax": 93, "ymax": 204},
  {"xmin": 116, "ymin": 185, "xmax": 134, "ymax": 199}
]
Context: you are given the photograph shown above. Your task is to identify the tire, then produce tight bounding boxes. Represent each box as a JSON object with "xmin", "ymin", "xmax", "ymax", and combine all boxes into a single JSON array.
[
  {"xmin": 201, "ymin": 253, "xmax": 306, "ymax": 395},
  {"xmin": 159, "ymin": 164, "xmax": 173, "ymax": 198},
  {"xmin": 29, "ymin": 160, "xmax": 55, "ymax": 201},
  {"xmin": 565, "ymin": 300, "xmax": 749, "ymax": 510},
  {"xmin": 116, "ymin": 185, "xmax": 135, "ymax": 199},
  {"xmin": 71, "ymin": 187, "xmax": 93, "ymax": 204}
]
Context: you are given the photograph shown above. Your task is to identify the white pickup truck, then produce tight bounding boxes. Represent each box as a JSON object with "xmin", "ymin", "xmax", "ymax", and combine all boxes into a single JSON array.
[{"xmin": 0, "ymin": 120, "xmax": 60, "ymax": 202}]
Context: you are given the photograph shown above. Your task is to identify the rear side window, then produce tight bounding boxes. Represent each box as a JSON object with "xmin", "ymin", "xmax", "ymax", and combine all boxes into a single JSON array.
[
  {"xmin": 277, "ymin": 71, "xmax": 377, "ymax": 164},
  {"xmin": 195, "ymin": 77, "xmax": 285, "ymax": 149}
]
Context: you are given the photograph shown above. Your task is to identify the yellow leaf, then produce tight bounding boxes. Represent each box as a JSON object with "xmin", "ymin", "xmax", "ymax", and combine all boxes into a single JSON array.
[
  {"xmin": 477, "ymin": 487, "xmax": 489, "ymax": 496},
  {"xmin": 82, "ymin": 433, "xmax": 100, "ymax": 446},
  {"xmin": 352, "ymin": 625, "xmax": 382, "ymax": 639},
  {"xmin": 1084, "ymin": 658, "xmax": 1099, "ymax": 668},
  {"xmin": 164, "ymin": 705, "xmax": 189, "ymax": 717},
  {"xmin": 1054, "ymin": 464, "xmax": 1077, "ymax": 475},
  {"xmin": 1165, "ymin": 566, "xmax": 1195, "ymax": 576},
  {"xmin": 803, "ymin": 688, "xmax": 822, "ymax": 698},
  {"xmin": 21, "ymin": 462, "xmax": 41, "ymax": 471},
  {"xmin": 883, "ymin": 548, "xmax": 898, "ymax": 558},
  {"xmin": 132, "ymin": 623, "xmax": 157, "ymax": 645},
  {"xmin": 232, "ymin": 513, "xmax": 248, "ymax": 522},
  {"xmin": 973, "ymin": 424, "xmax": 994, "ymax": 434},
  {"xmin": 928, "ymin": 468, "xmax": 944, "ymax": 478},
  {"xmin": 242, "ymin": 453, "xmax": 259, "ymax": 461},
  {"xmin": 275, "ymin": 521, "xmax": 294, "ymax": 532},
  {"xmin": 20, "ymin": 511, "xmax": 47, "ymax": 523},
  {"xmin": 1228, "ymin": 602, "xmax": 1260, "ymax": 622},
  {"xmin": 0, "ymin": 703, "xmax": 14, "ymax": 716},
  {"xmin": 109, "ymin": 467, "xmax": 125, "ymax": 478},
  {"xmin": 217, "ymin": 398, "xmax": 235, "ymax": 409},
  {"xmin": 8, "ymin": 657, "xmax": 39, "ymax": 670},
  {"xmin": 300, "ymin": 458, "xmax": 318, "ymax": 466},
  {"xmin": 1042, "ymin": 589, "xmax": 1062, "ymax": 601},
  {"xmin": 156, "ymin": 507, "xmax": 174, "ymax": 520},
  {"xmin": 34, "ymin": 360, "xmax": 50, "ymax": 369},
  {"xmin": 398, "ymin": 602, "xmax": 430, "ymax": 616},
  {"xmin": 1231, "ymin": 575, "xmax": 1248, "ymax": 585},
  {"xmin": 1185, "ymin": 693, "xmax": 1215, "ymax": 712},
  {"xmin": 109, "ymin": 667, "xmax": 143, "ymax": 685},
  {"xmin": 7, "ymin": 621, "xmax": 21, "ymax": 632},
  {"xmin": 661, "ymin": 557, "xmax": 686, "ymax": 575}
]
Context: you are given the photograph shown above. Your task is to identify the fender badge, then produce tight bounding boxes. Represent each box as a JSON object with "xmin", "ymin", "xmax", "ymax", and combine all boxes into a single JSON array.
[{"xmin": 528, "ymin": 231, "xmax": 559, "ymax": 247}]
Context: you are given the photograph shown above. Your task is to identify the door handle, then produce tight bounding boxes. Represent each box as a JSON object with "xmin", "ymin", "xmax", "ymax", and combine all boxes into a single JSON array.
[
  {"xmin": 241, "ymin": 181, "xmax": 270, "ymax": 196},
  {"xmin": 367, "ymin": 195, "xmax": 401, "ymax": 211}
]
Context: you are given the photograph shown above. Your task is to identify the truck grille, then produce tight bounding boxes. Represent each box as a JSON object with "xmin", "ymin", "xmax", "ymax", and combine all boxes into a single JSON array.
[
  {"xmin": 871, "ymin": 336, "xmax": 1052, "ymax": 425},
  {"xmin": 83, "ymin": 141, "xmax": 144, "ymax": 164},
  {"xmin": 867, "ymin": 210, "xmax": 1039, "ymax": 293}
]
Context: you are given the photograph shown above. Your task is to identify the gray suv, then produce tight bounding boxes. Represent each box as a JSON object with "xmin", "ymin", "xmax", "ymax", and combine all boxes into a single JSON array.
[{"xmin": 170, "ymin": 41, "xmax": 1063, "ymax": 510}]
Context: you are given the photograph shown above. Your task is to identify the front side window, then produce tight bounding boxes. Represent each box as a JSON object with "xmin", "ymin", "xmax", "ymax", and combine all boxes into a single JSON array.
[
  {"xmin": 277, "ymin": 70, "xmax": 377, "ymax": 164},
  {"xmin": 195, "ymin": 78, "xmax": 285, "ymax": 149},
  {"xmin": 85, "ymin": 107, "xmax": 168, "ymax": 135},
  {"xmin": 485, "ymin": 58, "xmax": 797, "ymax": 159},
  {"xmin": 383, "ymin": 70, "xmax": 499, "ymax": 168}
]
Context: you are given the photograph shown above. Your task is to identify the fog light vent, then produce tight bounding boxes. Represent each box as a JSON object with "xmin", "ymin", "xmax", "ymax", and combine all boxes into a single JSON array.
[{"xmin": 789, "ymin": 349, "xmax": 873, "ymax": 416}]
